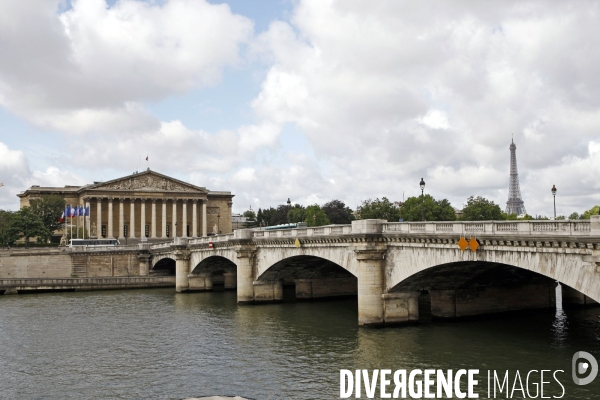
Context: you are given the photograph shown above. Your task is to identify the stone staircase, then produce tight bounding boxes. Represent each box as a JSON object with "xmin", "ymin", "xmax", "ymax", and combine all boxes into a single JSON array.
[{"xmin": 71, "ymin": 255, "xmax": 88, "ymax": 277}]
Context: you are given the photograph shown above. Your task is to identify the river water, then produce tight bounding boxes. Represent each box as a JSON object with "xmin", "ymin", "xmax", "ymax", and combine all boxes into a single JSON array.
[{"xmin": 0, "ymin": 289, "xmax": 599, "ymax": 399}]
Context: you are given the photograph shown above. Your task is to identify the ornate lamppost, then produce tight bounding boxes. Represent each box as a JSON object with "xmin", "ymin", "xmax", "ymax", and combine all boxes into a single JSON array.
[
  {"xmin": 420, "ymin": 178, "xmax": 426, "ymax": 221},
  {"xmin": 217, "ymin": 213, "xmax": 221, "ymax": 234},
  {"xmin": 551, "ymin": 184, "xmax": 557, "ymax": 219}
]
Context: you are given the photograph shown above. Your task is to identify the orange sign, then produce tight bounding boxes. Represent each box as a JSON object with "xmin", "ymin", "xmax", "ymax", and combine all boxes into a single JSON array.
[
  {"xmin": 458, "ymin": 237, "xmax": 468, "ymax": 251},
  {"xmin": 468, "ymin": 237, "xmax": 479, "ymax": 252}
]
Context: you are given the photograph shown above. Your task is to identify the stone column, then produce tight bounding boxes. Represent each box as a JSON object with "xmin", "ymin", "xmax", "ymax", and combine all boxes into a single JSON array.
[
  {"xmin": 382, "ymin": 292, "xmax": 420, "ymax": 324},
  {"xmin": 172, "ymin": 199, "xmax": 177, "ymax": 238},
  {"xmin": 151, "ymin": 199, "xmax": 157, "ymax": 238},
  {"xmin": 161, "ymin": 201, "xmax": 167, "ymax": 238},
  {"xmin": 223, "ymin": 272, "xmax": 237, "ymax": 290},
  {"xmin": 354, "ymin": 244, "xmax": 387, "ymax": 326},
  {"xmin": 138, "ymin": 253, "xmax": 151, "ymax": 276},
  {"xmin": 182, "ymin": 199, "xmax": 188, "ymax": 237},
  {"xmin": 188, "ymin": 273, "xmax": 213, "ymax": 291},
  {"xmin": 175, "ymin": 249, "xmax": 190, "ymax": 293},
  {"xmin": 107, "ymin": 198, "xmax": 114, "ymax": 238},
  {"xmin": 129, "ymin": 200, "xmax": 136, "ymax": 239},
  {"xmin": 96, "ymin": 198, "xmax": 102, "ymax": 238},
  {"xmin": 140, "ymin": 199, "xmax": 146, "ymax": 238},
  {"xmin": 192, "ymin": 200, "xmax": 198, "ymax": 237},
  {"xmin": 118, "ymin": 198, "xmax": 125, "ymax": 239},
  {"xmin": 429, "ymin": 290, "xmax": 457, "ymax": 318},
  {"xmin": 202, "ymin": 200, "xmax": 207, "ymax": 237},
  {"xmin": 253, "ymin": 281, "xmax": 283, "ymax": 302},
  {"xmin": 235, "ymin": 247, "xmax": 256, "ymax": 303}
]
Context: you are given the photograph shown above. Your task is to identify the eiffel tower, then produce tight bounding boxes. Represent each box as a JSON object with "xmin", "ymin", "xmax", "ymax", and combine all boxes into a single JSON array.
[{"xmin": 506, "ymin": 139, "xmax": 526, "ymax": 216}]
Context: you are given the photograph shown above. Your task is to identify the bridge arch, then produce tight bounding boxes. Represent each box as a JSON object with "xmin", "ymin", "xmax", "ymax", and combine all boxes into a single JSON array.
[
  {"xmin": 385, "ymin": 245, "xmax": 600, "ymax": 304},
  {"xmin": 191, "ymin": 255, "xmax": 237, "ymax": 276},
  {"xmin": 151, "ymin": 256, "xmax": 176, "ymax": 275},
  {"xmin": 255, "ymin": 246, "xmax": 358, "ymax": 280}
]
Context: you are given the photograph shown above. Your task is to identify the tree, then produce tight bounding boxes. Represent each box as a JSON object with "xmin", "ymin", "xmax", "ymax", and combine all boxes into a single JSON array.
[
  {"xmin": 0, "ymin": 210, "xmax": 17, "ymax": 246},
  {"xmin": 287, "ymin": 204, "xmax": 307, "ymax": 224},
  {"xmin": 356, "ymin": 197, "xmax": 401, "ymax": 221},
  {"xmin": 29, "ymin": 195, "xmax": 66, "ymax": 242},
  {"xmin": 400, "ymin": 195, "xmax": 456, "ymax": 221},
  {"xmin": 322, "ymin": 200, "xmax": 354, "ymax": 224},
  {"xmin": 9, "ymin": 207, "xmax": 48, "ymax": 246},
  {"xmin": 460, "ymin": 196, "xmax": 504, "ymax": 221},
  {"xmin": 581, "ymin": 206, "xmax": 600, "ymax": 219},
  {"xmin": 304, "ymin": 204, "xmax": 330, "ymax": 227},
  {"xmin": 242, "ymin": 209, "xmax": 257, "ymax": 228},
  {"xmin": 568, "ymin": 212, "xmax": 580, "ymax": 220}
]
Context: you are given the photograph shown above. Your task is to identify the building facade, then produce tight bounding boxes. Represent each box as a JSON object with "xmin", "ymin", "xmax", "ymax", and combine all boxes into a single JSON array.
[{"xmin": 18, "ymin": 170, "xmax": 234, "ymax": 240}]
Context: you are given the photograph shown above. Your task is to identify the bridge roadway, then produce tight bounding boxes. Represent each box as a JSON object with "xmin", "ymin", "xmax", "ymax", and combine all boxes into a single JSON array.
[{"xmin": 147, "ymin": 217, "xmax": 600, "ymax": 326}]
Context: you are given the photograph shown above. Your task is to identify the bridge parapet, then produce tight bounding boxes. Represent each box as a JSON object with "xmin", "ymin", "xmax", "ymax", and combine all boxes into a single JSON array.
[{"xmin": 383, "ymin": 220, "xmax": 593, "ymax": 236}]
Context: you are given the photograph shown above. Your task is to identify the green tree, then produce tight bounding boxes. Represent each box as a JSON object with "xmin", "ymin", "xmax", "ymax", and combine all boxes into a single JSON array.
[
  {"xmin": 0, "ymin": 210, "xmax": 17, "ymax": 246},
  {"xmin": 242, "ymin": 209, "xmax": 257, "ymax": 228},
  {"xmin": 556, "ymin": 215, "xmax": 566, "ymax": 220},
  {"xmin": 29, "ymin": 195, "xmax": 66, "ymax": 242},
  {"xmin": 287, "ymin": 204, "xmax": 307, "ymax": 224},
  {"xmin": 568, "ymin": 212, "xmax": 580, "ymax": 220},
  {"xmin": 322, "ymin": 200, "xmax": 354, "ymax": 224},
  {"xmin": 581, "ymin": 205, "xmax": 600, "ymax": 219},
  {"xmin": 460, "ymin": 196, "xmax": 504, "ymax": 221},
  {"xmin": 400, "ymin": 195, "xmax": 456, "ymax": 221},
  {"xmin": 9, "ymin": 207, "xmax": 48, "ymax": 246},
  {"xmin": 356, "ymin": 197, "xmax": 401, "ymax": 221},
  {"xmin": 304, "ymin": 204, "xmax": 330, "ymax": 227}
]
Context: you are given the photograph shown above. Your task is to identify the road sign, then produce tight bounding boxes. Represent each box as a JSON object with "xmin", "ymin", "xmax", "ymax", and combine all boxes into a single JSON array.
[
  {"xmin": 458, "ymin": 236, "xmax": 468, "ymax": 251},
  {"xmin": 468, "ymin": 237, "xmax": 479, "ymax": 252},
  {"xmin": 209, "ymin": 241, "xmax": 213, "ymax": 249},
  {"xmin": 295, "ymin": 238, "xmax": 300, "ymax": 248}
]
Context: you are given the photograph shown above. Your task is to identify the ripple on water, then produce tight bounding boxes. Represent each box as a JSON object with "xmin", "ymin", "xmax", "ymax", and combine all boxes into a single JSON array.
[{"xmin": 0, "ymin": 289, "xmax": 599, "ymax": 399}]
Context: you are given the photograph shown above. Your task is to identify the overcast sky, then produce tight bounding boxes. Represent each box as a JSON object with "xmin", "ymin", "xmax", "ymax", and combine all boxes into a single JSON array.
[{"xmin": 1, "ymin": 0, "xmax": 599, "ymax": 217}]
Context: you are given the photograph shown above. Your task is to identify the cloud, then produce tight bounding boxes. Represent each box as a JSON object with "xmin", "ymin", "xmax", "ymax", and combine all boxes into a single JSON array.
[{"xmin": 0, "ymin": 0, "xmax": 253, "ymax": 133}]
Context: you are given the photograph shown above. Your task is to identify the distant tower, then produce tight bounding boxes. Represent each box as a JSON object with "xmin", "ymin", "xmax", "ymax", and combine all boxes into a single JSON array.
[{"xmin": 506, "ymin": 139, "xmax": 526, "ymax": 216}]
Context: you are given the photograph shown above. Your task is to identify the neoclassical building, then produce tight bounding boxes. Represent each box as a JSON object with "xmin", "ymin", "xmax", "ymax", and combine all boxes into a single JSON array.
[{"xmin": 18, "ymin": 170, "xmax": 233, "ymax": 240}]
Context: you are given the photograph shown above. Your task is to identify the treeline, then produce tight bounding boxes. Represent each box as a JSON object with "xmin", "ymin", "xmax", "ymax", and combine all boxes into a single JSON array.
[
  {"xmin": 0, "ymin": 195, "xmax": 65, "ymax": 246},
  {"xmin": 243, "ymin": 195, "xmax": 600, "ymax": 228}
]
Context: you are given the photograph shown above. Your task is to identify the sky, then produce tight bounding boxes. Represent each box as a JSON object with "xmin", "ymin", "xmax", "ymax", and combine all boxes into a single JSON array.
[{"xmin": 1, "ymin": 0, "xmax": 600, "ymax": 217}]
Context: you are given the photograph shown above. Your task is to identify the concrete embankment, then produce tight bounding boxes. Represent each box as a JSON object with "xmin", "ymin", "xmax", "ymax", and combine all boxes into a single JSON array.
[{"xmin": 0, "ymin": 276, "xmax": 175, "ymax": 294}]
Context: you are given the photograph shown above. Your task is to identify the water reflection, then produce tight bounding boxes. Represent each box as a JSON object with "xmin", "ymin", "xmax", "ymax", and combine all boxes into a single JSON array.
[{"xmin": 0, "ymin": 289, "xmax": 599, "ymax": 399}]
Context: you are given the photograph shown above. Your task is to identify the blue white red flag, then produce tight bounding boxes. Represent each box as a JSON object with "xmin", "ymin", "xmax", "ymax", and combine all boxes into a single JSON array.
[
  {"xmin": 71, "ymin": 206, "xmax": 78, "ymax": 218},
  {"xmin": 85, "ymin": 206, "xmax": 90, "ymax": 217},
  {"xmin": 66, "ymin": 205, "xmax": 71, "ymax": 218},
  {"xmin": 79, "ymin": 206, "xmax": 84, "ymax": 217},
  {"xmin": 59, "ymin": 210, "xmax": 65, "ymax": 223}
]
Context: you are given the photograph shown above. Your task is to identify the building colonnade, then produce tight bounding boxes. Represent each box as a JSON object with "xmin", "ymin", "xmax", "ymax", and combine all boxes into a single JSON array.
[{"xmin": 83, "ymin": 197, "xmax": 210, "ymax": 239}]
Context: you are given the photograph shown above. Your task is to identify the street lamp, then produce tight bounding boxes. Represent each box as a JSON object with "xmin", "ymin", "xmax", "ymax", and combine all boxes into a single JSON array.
[
  {"xmin": 217, "ymin": 213, "xmax": 221, "ymax": 234},
  {"xmin": 551, "ymin": 184, "xmax": 557, "ymax": 219},
  {"xmin": 123, "ymin": 212, "xmax": 127, "ymax": 245},
  {"xmin": 419, "ymin": 177, "xmax": 426, "ymax": 221}
]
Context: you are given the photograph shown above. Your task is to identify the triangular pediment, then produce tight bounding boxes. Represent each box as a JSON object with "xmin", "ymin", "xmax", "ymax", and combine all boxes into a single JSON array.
[{"xmin": 85, "ymin": 170, "xmax": 207, "ymax": 193}]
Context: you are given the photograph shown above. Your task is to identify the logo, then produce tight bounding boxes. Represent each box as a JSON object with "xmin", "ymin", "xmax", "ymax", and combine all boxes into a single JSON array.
[{"xmin": 572, "ymin": 351, "xmax": 598, "ymax": 386}]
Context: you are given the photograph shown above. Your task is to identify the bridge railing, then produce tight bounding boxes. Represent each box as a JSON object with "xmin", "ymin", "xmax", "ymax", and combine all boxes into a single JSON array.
[{"xmin": 382, "ymin": 220, "xmax": 592, "ymax": 236}]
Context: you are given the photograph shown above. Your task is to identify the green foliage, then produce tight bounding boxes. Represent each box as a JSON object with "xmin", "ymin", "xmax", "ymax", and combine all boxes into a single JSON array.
[
  {"xmin": 555, "ymin": 215, "xmax": 566, "ymax": 220},
  {"xmin": 460, "ymin": 196, "xmax": 504, "ymax": 221},
  {"xmin": 519, "ymin": 214, "xmax": 534, "ymax": 220},
  {"xmin": 287, "ymin": 204, "xmax": 307, "ymax": 224},
  {"xmin": 581, "ymin": 205, "xmax": 600, "ymax": 219},
  {"xmin": 535, "ymin": 215, "xmax": 550, "ymax": 220},
  {"xmin": 243, "ymin": 209, "xmax": 256, "ymax": 220},
  {"xmin": 304, "ymin": 204, "xmax": 330, "ymax": 227},
  {"xmin": 400, "ymin": 195, "xmax": 456, "ymax": 222},
  {"xmin": 356, "ymin": 197, "xmax": 401, "ymax": 221},
  {"xmin": 9, "ymin": 207, "xmax": 48, "ymax": 245},
  {"xmin": 568, "ymin": 212, "xmax": 580, "ymax": 220},
  {"xmin": 504, "ymin": 213, "xmax": 518, "ymax": 220},
  {"xmin": 322, "ymin": 200, "xmax": 354, "ymax": 224},
  {"xmin": 242, "ymin": 209, "xmax": 258, "ymax": 228},
  {"xmin": 29, "ymin": 195, "xmax": 66, "ymax": 241},
  {"xmin": 0, "ymin": 210, "xmax": 17, "ymax": 246}
]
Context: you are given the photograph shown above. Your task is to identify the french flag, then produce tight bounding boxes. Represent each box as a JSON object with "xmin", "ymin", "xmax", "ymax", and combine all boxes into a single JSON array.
[
  {"xmin": 78, "ymin": 206, "xmax": 85, "ymax": 217},
  {"xmin": 59, "ymin": 209, "xmax": 66, "ymax": 223},
  {"xmin": 71, "ymin": 205, "xmax": 78, "ymax": 218}
]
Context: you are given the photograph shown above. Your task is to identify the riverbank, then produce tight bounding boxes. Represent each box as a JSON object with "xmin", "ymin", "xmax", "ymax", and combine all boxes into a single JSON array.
[{"xmin": 0, "ymin": 276, "xmax": 175, "ymax": 294}]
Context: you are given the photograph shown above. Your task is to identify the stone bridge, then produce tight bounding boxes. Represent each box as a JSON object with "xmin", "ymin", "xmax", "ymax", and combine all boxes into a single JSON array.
[{"xmin": 146, "ymin": 217, "xmax": 600, "ymax": 326}]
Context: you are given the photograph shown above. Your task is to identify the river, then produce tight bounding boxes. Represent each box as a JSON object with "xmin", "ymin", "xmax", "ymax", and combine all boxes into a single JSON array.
[{"xmin": 0, "ymin": 289, "xmax": 599, "ymax": 399}]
